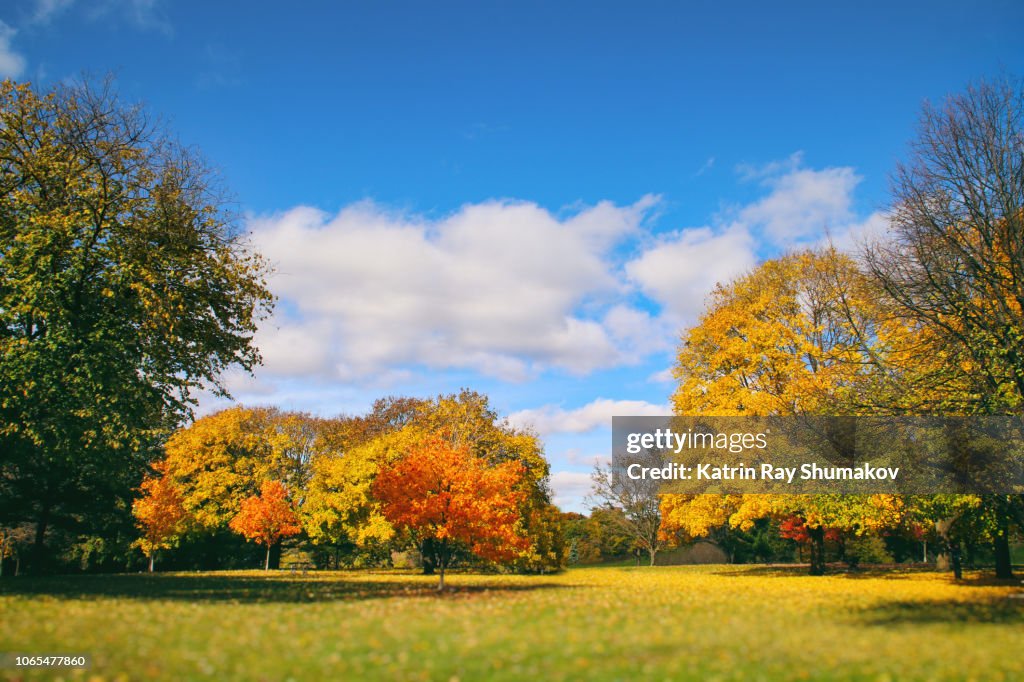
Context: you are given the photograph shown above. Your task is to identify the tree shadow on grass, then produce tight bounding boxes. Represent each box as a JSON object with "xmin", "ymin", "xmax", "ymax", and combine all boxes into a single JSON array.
[
  {"xmin": 857, "ymin": 598, "xmax": 1024, "ymax": 625},
  {"xmin": 0, "ymin": 573, "xmax": 577, "ymax": 604},
  {"xmin": 710, "ymin": 564, "xmax": 1022, "ymax": 585}
]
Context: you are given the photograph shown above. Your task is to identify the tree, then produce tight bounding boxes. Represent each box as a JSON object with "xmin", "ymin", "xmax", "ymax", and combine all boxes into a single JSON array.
[
  {"xmin": 159, "ymin": 407, "xmax": 330, "ymax": 569},
  {"xmin": 229, "ymin": 480, "xmax": 302, "ymax": 571},
  {"xmin": 563, "ymin": 508, "xmax": 635, "ymax": 564},
  {"xmin": 131, "ymin": 460, "xmax": 186, "ymax": 572},
  {"xmin": 0, "ymin": 525, "xmax": 32, "ymax": 577},
  {"xmin": 417, "ymin": 390, "xmax": 561, "ymax": 574},
  {"xmin": 865, "ymin": 76, "xmax": 1024, "ymax": 578},
  {"xmin": 382, "ymin": 390, "xmax": 561, "ymax": 574},
  {"xmin": 162, "ymin": 407, "xmax": 310, "ymax": 531},
  {"xmin": 665, "ymin": 250, "xmax": 904, "ymax": 574},
  {"xmin": 868, "ymin": 77, "xmax": 1024, "ymax": 411},
  {"xmin": 589, "ymin": 449, "xmax": 667, "ymax": 566},
  {"xmin": 301, "ymin": 428, "xmax": 399, "ymax": 561},
  {"xmin": 0, "ymin": 79, "xmax": 273, "ymax": 571},
  {"xmin": 372, "ymin": 435, "xmax": 529, "ymax": 590}
]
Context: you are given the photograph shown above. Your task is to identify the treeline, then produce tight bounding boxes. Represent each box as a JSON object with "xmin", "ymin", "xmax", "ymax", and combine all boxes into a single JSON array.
[
  {"xmin": 58, "ymin": 390, "xmax": 564, "ymax": 578},
  {"xmin": 658, "ymin": 77, "xmax": 1024, "ymax": 578},
  {"xmin": 1, "ymin": 391, "xmax": 568, "ymax": 577}
]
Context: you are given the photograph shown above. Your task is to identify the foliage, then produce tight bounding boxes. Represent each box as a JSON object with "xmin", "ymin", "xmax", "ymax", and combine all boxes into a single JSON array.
[
  {"xmin": 863, "ymin": 76, "xmax": 1024, "ymax": 578},
  {"xmin": 562, "ymin": 509, "xmax": 635, "ymax": 564},
  {"xmin": 844, "ymin": 535, "xmax": 894, "ymax": 567},
  {"xmin": 131, "ymin": 460, "xmax": 186, "ymax": 569},
  {"xmin": 0, "ymin": 78, "xmax": 273, "ymax": 570},
  {"xmin": 229, "ymin": 480, "xmax": 302, "ymax": 570},
  {"xmin": 373, "ymin": 435, "xmax": 530, "ymax": 588},
  {"xmin": 664, "ymin": 249, "xmax": 905, "ymax": 573},
  {"xmin": 146, "ymin": 392, "xmax": 562, "ymax": 574},
  {"xmin": 589, "ymin": 448, "xmax": 667, "ymax": 565},
  {"xmin": 301, "ymin": 430, "xmax": 399, "ymax": 550},
  {"xmin": 161, "ymin": 407, "xmax": 314, "ymax": 531},
  {"xmin": 866, "ymin": 76, "xmax": 1024, "ymax": 413},
  {"xmin": 672, "ymin": 248, "xmax": 889, "ymax": 417}
]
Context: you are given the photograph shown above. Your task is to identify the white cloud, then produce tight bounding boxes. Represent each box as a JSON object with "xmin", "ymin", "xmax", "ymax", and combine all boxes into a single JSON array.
[
  {"xmin": 625, "ymin": 154, "xmax": 868, "ymax": 324},
  {"xmin": 740, "ymin": 166, "xmax": 861, "ymax": 243},
  {"xmin": 249, "ymin": 198, "xmax": 659, "ymax": 382},
  {"xmin": 0, "ymin": 22, "xmax": 26, "ymax": 79},
  {"xmin": 563, "ymin": 448, "xmax": 610, "ymax": 467},
  {"xmin": 625, "ymin": 223, "xmax": 756, "ymax": 321},
  {"xmin": 647, "ymin": 367, "xmax": 675, "ymax": 383},
  {"xmin": 821, "ymin": 210, "xmax": 889, "ymax": 254},
  {"xmin": 507, "ymin": 398, "xmax": 670, "ymax": 436},
  {"xmin": 211, "ymin": 153, "xmax": 877, "ymax": 411},
  {"xmin": 601, "ymin": 304, "xmax": 675, "ymax": 359},
  {"xmin": 734, "ymin": 151, "xmax": 864, "ymax": 244},
  {"xmin": 736, "ymin": 151, "xmax": 805, "ymax": 182},
  {"xmin": 549, "ymin": 470, "xmax": 595, "ymax": 510}
]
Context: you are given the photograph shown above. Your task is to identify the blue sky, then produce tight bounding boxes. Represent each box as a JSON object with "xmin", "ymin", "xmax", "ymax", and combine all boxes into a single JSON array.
[{"xmin": 6, "ymin": 0, "xmax": 1023, "ymax": 510}]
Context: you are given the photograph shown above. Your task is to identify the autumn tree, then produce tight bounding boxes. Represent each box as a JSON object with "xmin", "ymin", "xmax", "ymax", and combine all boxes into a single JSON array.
[
  {"xmin": 664, "ymin": 249, "xmax": 904, "ymax": 574},
  {"xmin": 589, "ymin": 448, "xmax": 667, "ymax": 566},
  {"xmin": 162, "ymin": 408, "xmax": 313, "ymax": 531},
  {"xmin": 0, "ymin": 525, "xmax": 32, "ymax": 577},
  {"xmin": 306, "ymin": 390, "xmax": 562, "ymax": 574},
  {"xmin": 865, "ymin": 76, "xmax": 1024, "ymax": 579},
  {"xmin": 0, "ymin": 79, "xmax": 273, "ymax": 571},
  {"xmin": 158, "ymin": 407, "xmax": 330, "ymax": 568},
  {"xmin": 562, "ymin": 509, "xmax": 635, "ymax": 564},
  {"xmin": 373, "ymin": 436, "xmax": 529, "ymax": 590},
  {"xmin": 131, "ymin": 461, "xmax": 186, "ymax": 572},
  {"xmin": 416, "ymin": 390, "xmax": 561, "ymax": 573},
  {"xmin": 301, "ymin": 427, "xmax": 400, "ymax": 565},
  {"xmin": 229, "ymin": 480, "xmax": 302, "ymax": 571}
]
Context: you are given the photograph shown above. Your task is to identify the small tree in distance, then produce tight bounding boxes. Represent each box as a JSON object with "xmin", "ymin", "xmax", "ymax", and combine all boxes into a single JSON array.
[
  {"xmin": 132, "ymin": 461, "xmax": 187, "ymax": 572},
  {"xmin": 373, "ymin": 435, "xmax": 529, "ymax": 591},
  {"xmin": 229, "ymin": 480, "xmax": 302, "ymax": 570},
  {"xmin": 589, "ymin": 451, "xmax": 666, "ymax": 566}
]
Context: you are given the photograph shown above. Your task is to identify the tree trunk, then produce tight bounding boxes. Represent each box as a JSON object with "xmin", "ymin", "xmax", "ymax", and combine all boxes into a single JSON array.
[
  {"xmin": 264, "ymin": 545, "xmax": 271, "ymax": 571},
  {"xmin": 30, "ymin": 508, "xmax": 50, "ymax": 575},
  {"xmin": 435, "ymin": 539, "xmax": 450, "ymax": 591},
  {"xmin": 148, "ymin": 555, "xmax": 154, "ymax": 573},
  {"xmin": 269, "ymin": 542, "xmax": 282, "ymax": 570},
  {"xmin": 807, "ymin": 526, "xmax": 826, "ymax": 576},
  {"xmin": 421, "ymin": 538, "xmax": 436, "ymax": 575},
  {"xmin": 950, "ymin": 543, "xmax": 962, "ymax": 580},
  {"xmin": 648, "ymin": 547, "xmax": 656, "ymax": 566},
  {"xmin": 993, "ymin": 526, "xmax": 1014, "ymax": 579},
  {"xmin": 934, "ymin": 518, "xmax": 954, "ymax": 572}
]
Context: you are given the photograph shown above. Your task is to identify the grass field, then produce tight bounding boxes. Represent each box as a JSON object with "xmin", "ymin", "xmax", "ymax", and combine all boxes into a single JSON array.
[{"xmin": 1, "ymin": 566, "xmax": 1022, "ymax": 681}]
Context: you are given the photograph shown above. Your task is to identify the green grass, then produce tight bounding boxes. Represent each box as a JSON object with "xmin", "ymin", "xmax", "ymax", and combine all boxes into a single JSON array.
[{"xmin": 1, "ymin": 566, "xmax": 1021, "ymax": 681}]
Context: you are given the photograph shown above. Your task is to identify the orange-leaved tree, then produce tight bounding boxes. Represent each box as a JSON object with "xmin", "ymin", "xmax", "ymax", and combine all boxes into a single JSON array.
[
  {"xmin": 373, "ymin": 435, "xmax": 529, "ymax": 590},
  {"xmin": 228, "ymin": 480, "xmax": 302, "ymax": 570},
  {"xmin": 132, "ymin": 460, "xmax": 187, "ymax": 572}
]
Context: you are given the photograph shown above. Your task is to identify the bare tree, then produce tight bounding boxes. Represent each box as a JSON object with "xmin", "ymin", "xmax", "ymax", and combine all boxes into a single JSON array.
[
  {"xmin": 865, "ymin": 76, "xmax": 1024, "ymax": 579},
  {"xmin": 588, "ymin": 450, "xmax": 666, "ymax": 566},
  {"xmin": 866, "ymin": 76, "xmax": 1024, "ymax": 410}
]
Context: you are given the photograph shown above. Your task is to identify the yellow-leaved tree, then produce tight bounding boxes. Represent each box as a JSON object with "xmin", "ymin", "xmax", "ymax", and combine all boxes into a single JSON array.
[{"xmin": 663, "ymin": 248, "xmax": 907, "ymax": 574}]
